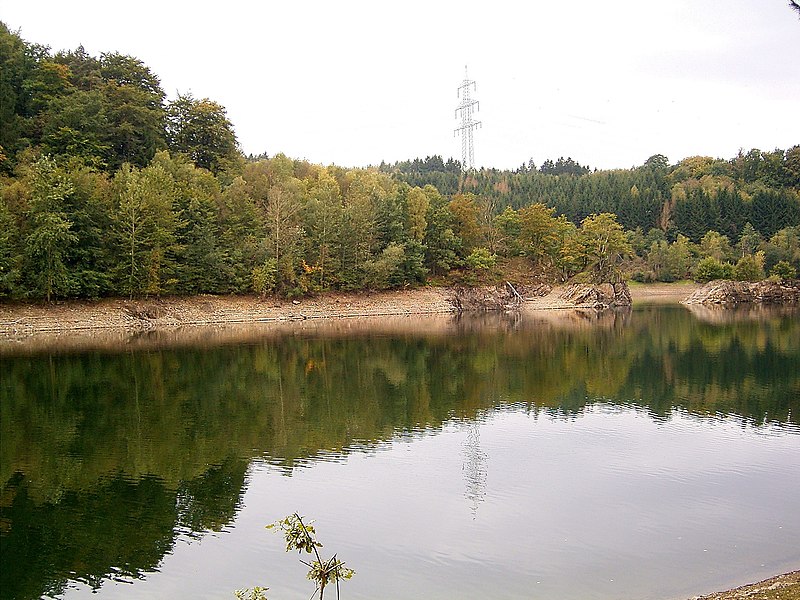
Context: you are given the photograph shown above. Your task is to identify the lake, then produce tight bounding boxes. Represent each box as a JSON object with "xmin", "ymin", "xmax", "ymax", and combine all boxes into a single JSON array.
[{"xmin": 1, "ymin": 303, "xmax": 799, "ymax": 600}]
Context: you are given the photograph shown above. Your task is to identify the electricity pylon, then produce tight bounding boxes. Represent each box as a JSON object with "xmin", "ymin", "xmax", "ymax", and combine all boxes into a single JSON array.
[{"xmin": 455, "ymin": 66, "xmax": 481, "ymax": 172}]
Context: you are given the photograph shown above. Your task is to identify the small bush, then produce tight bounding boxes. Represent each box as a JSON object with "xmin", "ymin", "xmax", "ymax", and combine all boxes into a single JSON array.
[
  {"xmin": 770, "ymin": 260, "xmax": 797, "ymax": 280},
  {"xmin": 465, "ymin": 248, "xmax": 497, "ymax": 271},
  {"xmin": 252, "ymin": 259, "xmax": 278, "ymax": 296},
  {"xmin": 630, "ymin": 270, "xmax": 656, "ymax": 283},
  {"xmin": 693, "ymin": 257, "xmax": 735, "ymax": 282},
  {"xmin": 733, "ymin": 252, "xmax": 766, "ymax": 282}
]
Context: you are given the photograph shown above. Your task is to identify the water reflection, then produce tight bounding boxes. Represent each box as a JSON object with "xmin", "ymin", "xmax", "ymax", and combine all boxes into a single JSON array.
[
  {"xmin": 0, "ymin": 461, "xmax": 247, "ymax": 599},
  {"xmin": 0, "ymin": 305, "xmax": 798, "ymax": 599},
  {"xmin": 461, "ymin": 420, "xmax": 488, "ymax": 518}
]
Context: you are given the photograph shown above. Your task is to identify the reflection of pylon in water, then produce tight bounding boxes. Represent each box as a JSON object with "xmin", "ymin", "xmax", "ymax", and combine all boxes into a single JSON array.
[{"xmin": 462, "ymin": 419, "xmax": 488, "ymax": 518}]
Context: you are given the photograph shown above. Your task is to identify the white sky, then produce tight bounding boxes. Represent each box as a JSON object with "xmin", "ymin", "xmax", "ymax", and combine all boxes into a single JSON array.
[{"xmin": 3, "ymin": 0, "xmax": 799, "ymax": 170}]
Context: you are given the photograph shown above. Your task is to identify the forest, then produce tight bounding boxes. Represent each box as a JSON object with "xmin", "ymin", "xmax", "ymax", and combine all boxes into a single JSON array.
[{"xmin": 1, "ymin": 22, "xmax": 799, "ymax": 301}]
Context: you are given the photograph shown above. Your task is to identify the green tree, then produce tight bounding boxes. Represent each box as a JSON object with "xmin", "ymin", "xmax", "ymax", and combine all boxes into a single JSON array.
[
  {"xmin": 762, "ymin": 227, "xmax": 800, "ymax": 273},
  {"xmin": 261, "ymin": 179, "xmax": 305, "ymax": 294},
  {"xmin": 40, "ymin": 89, "xmax": 110, "ymax": 167},
  {"xmin": 405, "ymin": 186, "xmax": 429, "ymax": 242},
  {"xmin": 738, "ymin": 222, "xmax": 762, "ymax": 256},
  {"xmin": 22, "ymin": 59, "xmax": 73, "ymax": 115},
  {"xmin": 448, "ymin": 193, "xmax": 483, "ymax": 252},
  {"xmin": 21, "ymin": 155, "xmax": 77, "ymax": 300},
  {"xmin": 693, "ymin": 257, "xmax": 733, "ymax": 282},
  {"xmin": 398, "ymin": 238, "xmax": 428, "ymax": 284},
  {"xmin": 241, "ymin": 157, "xmax": 309, "ymax": 293},
  {"xmin": 166, "ymin": 93, "xmax": 239, "ymax": 174},
  {"xmin": 770, "ymin": 260, "xmax": 796, "ymax": 279},
  {"xmin": 53, "ymin": 45, "xmax": 101, "ymax": 90},
  {"xmin": 337, "ymin": 170, "xmax": 382, "ymax": 289},
  {"xmin": 465, "ymin": 247, "xmax": 497, "ymax": 271},
  {"xmin": 713, "ymin": 187, "xmax": 749, "ymax": 241},
  {"xmin": 645, "ymin": 240, "xmax": 671, "ymax": 282},
  {"xmin": 31, "ymin": 48, "xmax": 167, "ymax": 171},
  {"xmin": 555, "ymin": 219, "xmax": 583, "ymax": 279},
  {"xmin": 644, "ymin": 154, "xmax": 670, "ymax": 171},
  {"xmin": 99, "ymin": 53, "xmax": 166, "ymax": 169},
  {"xmin": 362, "ymin": 242, "xmax": 406, "ymax": 289},
  {"xmin": 217, "ymin": 176, "xmax": 263, "ymax": 292},
  {"xmin": 626, "ymin": 227, "xmax": 647, "ymax": 258},
  {"xmin": 517, "ymin": 203, "xmax": 560, "ymax": 266},
  {"xmin": 304, "ymin": 169, "xmax": 343, "ymax": 290},
  {"xmin": 578, "ymin": 213, "xmax": 632, "ymax": 282},
  {"xmin": 0, "ymin": 23, "xmax": 43, "ymax": 172},
  {"xmin": 252, "ymin": 258, "xmax": 277, "ymax": 296},
  {"xmin": 665, "ymin": 235, "xmax": 695, "ymax": 281},
  {"xmin": 62, "ymin": 164, "xmax": 114, "ymax": 296},
  {"xmin": 493, "ymin": 207, "xmax": 521, "ymax": 257},
  {"xmin": 734, "ymin": 251, "xmax": 766, "ymax": 281},
  {"xmin": 750, "ymin": 189, "xmax": 799, "ymax": 238},
  {"xmin": 784, "ymin": 145, "xmax": 800, "ymax": 187},
  {"xmin": 673, "ymin": 188, "xmax": 714, "ymax": 242},
  {"xmin": 154, "ymin": 152, "xmax": 224, "ymax": 293},
  {"xmin": 0, "ymin": 193, "xmax": 18, "ymax": 295},
  {"xmin": 698, "ymin": 230, "xmax": 734, "ymax": 262},
  {"xmin": 423, "ymin": 185, "xmax": 461, "ymax": 275},
  {"xmin": 111, "ymin": 160, "xmax": 179, "ymax": 296}
]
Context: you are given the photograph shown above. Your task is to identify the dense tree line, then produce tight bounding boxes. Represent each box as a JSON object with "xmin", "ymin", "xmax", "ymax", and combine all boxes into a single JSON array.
[
  {"xmin": 382, "ymin": 149, "xmax": 800, "ymax": 282},
  {"xmin": 2, "ymin": 23, "xmax": 799, "ymax": 301},
  {"xmin": 383, "ymin": 150, "xmax": 800, "ymax": 240}
]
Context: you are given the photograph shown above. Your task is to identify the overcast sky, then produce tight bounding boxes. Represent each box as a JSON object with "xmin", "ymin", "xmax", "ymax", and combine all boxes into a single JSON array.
[{"xmin": 3, "ymin": 0, "xmax": 799, "ymax": 170}]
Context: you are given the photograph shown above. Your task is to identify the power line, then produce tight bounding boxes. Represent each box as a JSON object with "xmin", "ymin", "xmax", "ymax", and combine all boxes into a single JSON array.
[{"xmin": 455, "ymin": 66, "xmax": 481, "ymax": 172}]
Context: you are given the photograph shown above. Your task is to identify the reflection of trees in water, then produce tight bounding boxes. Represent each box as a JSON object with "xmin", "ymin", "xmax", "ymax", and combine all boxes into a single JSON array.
[
  {"xmin": 3, "ymin": 306, "xmax": 798, "ymax": 494},
  {"xmin": 0, "ymin": 305, "xmax": 798, "ymax": 598},
  {"xmin": 0, "ymin": 459, "xmax": 248, "ymax": 600}
]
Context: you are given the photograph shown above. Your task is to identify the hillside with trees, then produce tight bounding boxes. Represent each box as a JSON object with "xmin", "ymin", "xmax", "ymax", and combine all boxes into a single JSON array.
[{"xmin": 1, "ymin": 23, "xmax": 798, "ymax": 301}]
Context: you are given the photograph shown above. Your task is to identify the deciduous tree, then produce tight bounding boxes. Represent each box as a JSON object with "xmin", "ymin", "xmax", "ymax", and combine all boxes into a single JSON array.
[
  {"xmin": 166, "ymin": 93, "xmax": 239, "ymax": 174},
  {"xmin": 21, "ymin": 155, "xmax": 77, "ymax": 300},
  {"xmin": 579, "ymin": 213, "xmax": 632, "ymax": 282},
  {"xmin": 111, "ymin": 159, "xmax": 179, "ymax": 296},
  {"xmin": 517, "ymin": 203, "xmax": 560, "ymax": 265}
]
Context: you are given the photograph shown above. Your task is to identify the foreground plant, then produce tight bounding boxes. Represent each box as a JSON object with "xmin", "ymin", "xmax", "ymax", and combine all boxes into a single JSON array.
[
  {"xmin": 236, "ymin": 513, "xmax": 354, "ymax": 600},
  {"xmin": 234, "ymin": 587, "xmax": 269, "ymax": 600}
]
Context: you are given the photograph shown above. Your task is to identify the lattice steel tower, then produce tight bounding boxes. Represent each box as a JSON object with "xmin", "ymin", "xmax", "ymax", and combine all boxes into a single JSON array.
[{"xmin": 455, "ymin": 66, "xmax": 481, "ymax": 171}]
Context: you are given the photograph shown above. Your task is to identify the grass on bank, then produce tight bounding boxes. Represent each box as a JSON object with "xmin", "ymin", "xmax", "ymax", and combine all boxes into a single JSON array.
[{"xmin": 693, "ymin": 571, "xmax": 800, "ymax": 600}]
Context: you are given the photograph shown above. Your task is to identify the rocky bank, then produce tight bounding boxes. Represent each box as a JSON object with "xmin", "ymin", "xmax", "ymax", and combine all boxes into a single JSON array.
[
  {"xmin": 0, "ymin": 283, "xmax": 640, "ymax": 337},
  {"xmin": 682, "ymin": 279, "xmax": 800, "ymax": 306}
]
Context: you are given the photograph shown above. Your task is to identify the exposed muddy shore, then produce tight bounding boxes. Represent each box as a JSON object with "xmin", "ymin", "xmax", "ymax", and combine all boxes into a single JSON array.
[{"xmin": 0, "ymin": 283, "xmax": 701, "ymax": 337}]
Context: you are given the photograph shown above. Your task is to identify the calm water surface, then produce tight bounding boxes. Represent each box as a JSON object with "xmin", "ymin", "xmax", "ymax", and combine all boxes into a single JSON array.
[{"xmin": 1, "ymin": 304, "xmax": 799, "ymax": 600}]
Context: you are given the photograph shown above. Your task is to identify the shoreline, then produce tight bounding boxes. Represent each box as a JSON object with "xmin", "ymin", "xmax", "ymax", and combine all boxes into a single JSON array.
[
  {"xmin": 0, "ymin": 282, "xmax": 702, "ymax": 356},
  {"xmin": 0, "ymin": 282, "xmax": 701, "ymax": 336},
  {"xmin": 690, "ymin": 571, "xmax": 800, "ymax": 600}
]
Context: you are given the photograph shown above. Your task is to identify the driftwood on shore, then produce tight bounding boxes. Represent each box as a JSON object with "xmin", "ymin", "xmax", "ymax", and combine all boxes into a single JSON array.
[{"xmin": 682, "ymin": 279, "xmax": 800, "ymax": 306}]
